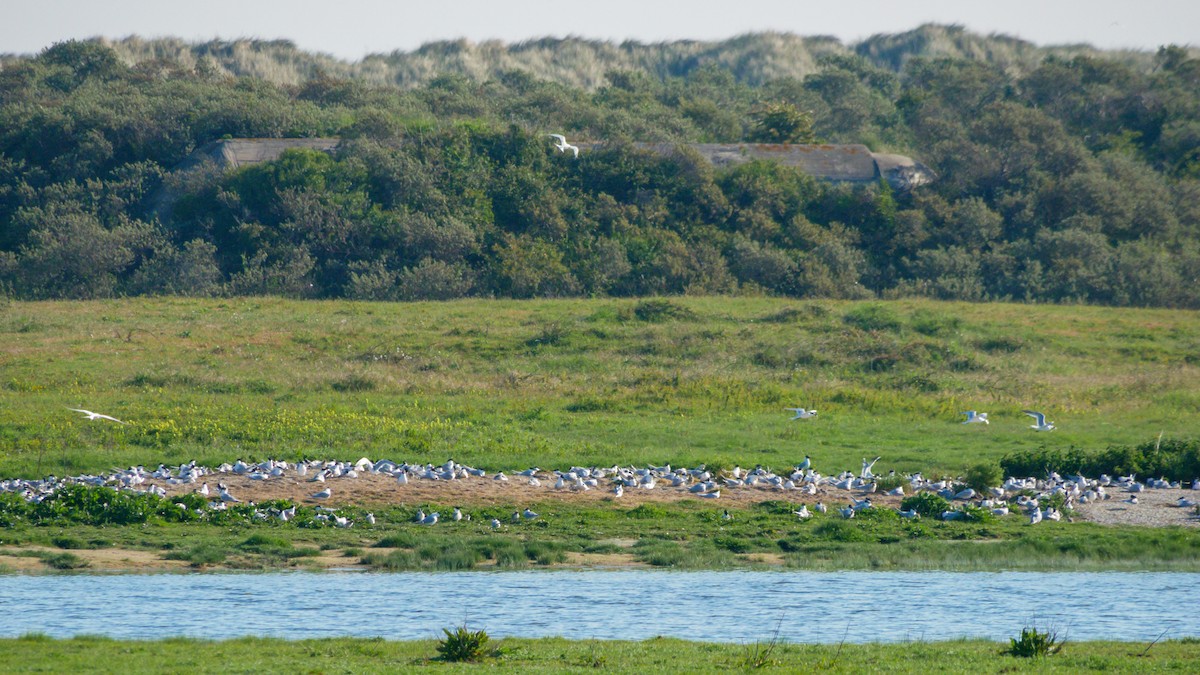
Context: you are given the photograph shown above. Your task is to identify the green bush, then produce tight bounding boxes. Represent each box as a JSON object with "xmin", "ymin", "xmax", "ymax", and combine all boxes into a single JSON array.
[
  {"xmin": 964, "ymin": 463, "xmax": 1002, "ymax": 492},
  {"xmin": 901, "ymin": 492, "xmax": 951, "ymax": 518},
  {"xmin": 436, "ymin": 625, "xmax": 490, "ymax": 662},
  {"xmin": 1001, "ymin": 438, "xmax": 1200, "ymax": 482},
  {"xmin": 1007, "ymin": 626, "xmax": 1063, "ymax": 658}
]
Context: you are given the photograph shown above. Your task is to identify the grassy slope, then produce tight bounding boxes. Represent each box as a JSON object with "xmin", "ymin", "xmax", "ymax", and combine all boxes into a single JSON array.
[
  {"xmin": 0, "ymin": 635, "xmax": 1197, "ymax": 673},
  {"xmin": 2, "ymin": 296, "xmax": 1198, "ymax": 479}
]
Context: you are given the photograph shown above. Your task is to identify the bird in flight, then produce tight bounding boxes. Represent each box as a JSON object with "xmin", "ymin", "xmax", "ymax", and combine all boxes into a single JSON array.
[
  {"xmin": 68, "ymin": 408, "xmax": 128, "ymax": 424},
  {"xmin": 548, "ymin": 134, "xmax": 579, "ymax": 157},
  {"xmin": 786, "ymin": 408, "xmax": 817, "ymax": 420},
  {"xmin": 1023, "ymin": 410, "xmax": 1056, "ymax": 431},
  {"xmin": 960, "ymin": 411, "xmax": 989, "ymax": 425}
]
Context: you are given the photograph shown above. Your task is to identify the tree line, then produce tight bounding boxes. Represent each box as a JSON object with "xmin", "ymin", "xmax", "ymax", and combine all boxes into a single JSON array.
[{"xmin": 1, "ymin": 34, "xmax": 1198, "ymax": 306}]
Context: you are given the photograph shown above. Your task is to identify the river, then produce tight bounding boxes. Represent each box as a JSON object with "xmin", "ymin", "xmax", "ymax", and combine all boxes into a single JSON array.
[{"xmin": 2, "ymin": 570, "xmax": 1194, "ymax": 643}]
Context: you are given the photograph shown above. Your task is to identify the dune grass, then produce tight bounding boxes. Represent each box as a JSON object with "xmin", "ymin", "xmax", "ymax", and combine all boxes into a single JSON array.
[
  {"xmin": 0, "ymin": 635, "xmax": 1197, "ymax": 673},
  {"xmin": 1, "ymin": 296, "xmax": 1197, "ymax": 481}
]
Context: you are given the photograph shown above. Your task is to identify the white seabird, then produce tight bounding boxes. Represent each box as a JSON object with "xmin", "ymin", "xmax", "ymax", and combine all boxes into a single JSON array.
[
  {"xmin": 960, "ymin": 411, "xmax": 989, "ymax": 425},
  {"xmin": 1023, "ymin": 410, "xmax": 1056, "ymax": 431},
  {"xmin": 68, "ymin": 408, "xmax": 128, "ymax": 424},
  {"xmin": 786, "ymin": 408, "xmax": 817, "ymax": 420},
  {"xmin": 548, "ymin": 133, "xmax": 579, "ymax": 157}
]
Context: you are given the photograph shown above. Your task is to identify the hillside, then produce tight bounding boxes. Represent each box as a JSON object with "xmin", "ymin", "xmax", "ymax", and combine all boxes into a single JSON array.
[
  {"xmin": 1, "ymin": 28, "xmax": 1199, "ymax": 307},
  {"xmin": 3, "ymin": 25, "xmax": 1172, "ymax": 90}
]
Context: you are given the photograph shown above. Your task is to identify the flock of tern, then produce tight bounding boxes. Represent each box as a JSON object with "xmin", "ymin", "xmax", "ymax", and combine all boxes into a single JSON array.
[{"xmin": 14, "ymin": 403, "xmax": 1188, "ymax": 529}]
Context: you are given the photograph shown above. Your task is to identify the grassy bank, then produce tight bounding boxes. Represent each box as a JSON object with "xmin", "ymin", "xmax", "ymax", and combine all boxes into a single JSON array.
[
  {"xmin": 2, "ymin": 296, "xmax": 1198, "ymax": 480},
  {"xmin": 4, "ymin": 499, "xmax": 1200, "ymax": 573},
  {"xmin": 0, "ymin": 635, "xmax": 1197, "ymax": 673}
]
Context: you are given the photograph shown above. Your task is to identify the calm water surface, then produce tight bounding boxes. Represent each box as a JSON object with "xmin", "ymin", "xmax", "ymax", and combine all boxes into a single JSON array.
[{"xmin": 2, "ymin": 570, "xmax": 1195, "ymax": 643}]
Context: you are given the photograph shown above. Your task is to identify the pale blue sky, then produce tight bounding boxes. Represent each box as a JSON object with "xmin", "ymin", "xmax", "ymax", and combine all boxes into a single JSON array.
[{"xmin": 5, "ymin": 0, "xmax": 1197, "ymax": 59}]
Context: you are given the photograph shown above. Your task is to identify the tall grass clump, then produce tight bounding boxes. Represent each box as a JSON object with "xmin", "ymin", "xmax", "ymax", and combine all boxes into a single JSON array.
[
  {"xmin": 435, "ymin": 625, "xmax": 491, "ymax": 662},
  {"xmin": 629, "ymin": 299, "xmax": 695, "ymax": 322},
  {"xmin": 1006, "ymin": 625, "xmax": 1064, "ymax": 658},
  {"xmin": 843, "ymin": 303, "xmax": 903, "ymax": 332}
]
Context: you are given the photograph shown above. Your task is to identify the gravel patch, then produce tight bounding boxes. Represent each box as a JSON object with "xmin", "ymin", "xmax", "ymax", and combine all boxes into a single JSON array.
[{"xmin": 1075, "ymin": 487, "xmax": 1200, "ymax": 528}]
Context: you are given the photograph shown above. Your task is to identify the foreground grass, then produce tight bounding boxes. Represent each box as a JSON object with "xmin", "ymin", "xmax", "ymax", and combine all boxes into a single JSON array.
[
  {"xmin": 1, "ymin": 296, "xmax": 1198, "ymax": 480},
  {"xmin": 0, "ymin": 635, "xmax": 1197, "ymax": 673},
  {"xmin": 4, "ymin": 500, "xmax": 1199, "ymax": 572}
]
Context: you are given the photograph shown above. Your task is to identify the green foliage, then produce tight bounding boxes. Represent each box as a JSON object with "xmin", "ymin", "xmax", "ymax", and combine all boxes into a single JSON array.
[
  {"xmin": 964, "ymin": 463, "xmax": 1002, "ymax": 492},
  {"xmin": 1000, "ymin": 438, "xmax": 1200, "ymax": 482},
  {"xmin": 3, "ymin": 634, "xmax": 1197, "ymax": 674},
  {"xmin": 436, "ymin": 625, "xmax": 491, "ymax": 663},
  {"xmin": 843, "ymin": 303, "xmax": 903, "ymax": 332},
  {"xmin": 1007, "ymin": 626, "xmax": 1064, "ymax": 658},
  {"xmin": 747, "ymin": 101, "xmax": 816, "ymax": 143},
  {"xmin": 2, "ymin": 32, "xmax": 1199, "ymax": 307},
  {"xmin": 164, "ymin": 544, "xmax": 227, "ymax": 567},
  {"xmin": 38, "ymin": 551, "xmax": 89, "ymax": 570},
  {"xmin": 901, "ymin": 492, "xmax": 951, "ymax": 518},
  {"xmin": 628, "ymin": 299, "xmax": 697, "ymax": 322}
]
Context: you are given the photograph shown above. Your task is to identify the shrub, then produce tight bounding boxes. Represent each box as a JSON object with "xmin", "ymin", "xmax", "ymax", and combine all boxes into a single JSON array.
[
  {"xmin": 964, "ymin": 463, "xmax": 1002, "ymax": 493},
  {"xmin": 1007, "ymin": 626, "xmax": 1064, "ymax": 658},
  {"xmin": 436, "ymin": 625, "xmax": 490, "ymax": 662},
  {"xmin": 1001, "ymin": 438, "xmax": 1200, "ymax": 482},
  {"xmin": 901, "ymin": 492, "xmax": 951, "ymax": 518}
]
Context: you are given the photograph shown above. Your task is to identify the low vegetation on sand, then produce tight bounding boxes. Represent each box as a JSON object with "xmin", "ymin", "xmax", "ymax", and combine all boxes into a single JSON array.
[
  {"xmin": 0, "ymin": 635, "xmax": 1198, "ymax": 673},
  {"xmin": 3, "ymin": 493, "xmax": 1200, "ymax": 573}
]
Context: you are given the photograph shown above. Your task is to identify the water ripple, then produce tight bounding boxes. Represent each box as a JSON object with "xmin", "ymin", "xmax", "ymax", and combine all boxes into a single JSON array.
[{"xmin": 0, "ymin": 570, "xmax": 1195, "ymax": 642}]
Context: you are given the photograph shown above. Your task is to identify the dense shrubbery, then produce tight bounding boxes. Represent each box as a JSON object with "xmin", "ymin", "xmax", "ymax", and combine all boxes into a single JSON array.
[
  {"xmin": 2, "ymin": 34, "xmax": 1199, "ymax": 306},
  {"xmin": 0, "ymin": 484, "xmax": 350, "ymax": 527},
  {"xmin": 1000, "ymin": 438, "xmax": 1200, "ymax": 482}
]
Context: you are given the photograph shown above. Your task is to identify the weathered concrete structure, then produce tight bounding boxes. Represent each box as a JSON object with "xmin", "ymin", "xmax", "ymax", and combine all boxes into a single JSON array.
[
  {"xmin": 179, "ymin": 138, "xmax": 341, "ymax": 171},
  {"xmin": 628, "ymin": 143, "xmax": 935, "ymax": 191},
  {"xmin": 179, "ymin": 138, "xmax": 934, "ymax": 190}
]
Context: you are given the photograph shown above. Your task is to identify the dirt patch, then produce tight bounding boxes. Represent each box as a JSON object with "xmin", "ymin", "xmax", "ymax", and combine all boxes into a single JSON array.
[
  {"xmin": 563, "ymin": 551, "xmax": 645, "ymax": 568},
  {"xmin": 739, "ymin": 552, "xmax": 786, "ymax": 566},
  {"xmin": 0, "ymin": 546, "xmax": 190, "ymax": 572}
]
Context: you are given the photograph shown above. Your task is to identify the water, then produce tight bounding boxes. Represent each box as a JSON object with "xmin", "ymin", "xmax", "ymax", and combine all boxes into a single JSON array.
[{"xmin": 1, "ymin": 570, "xmax": 1195, "ymax": 643}]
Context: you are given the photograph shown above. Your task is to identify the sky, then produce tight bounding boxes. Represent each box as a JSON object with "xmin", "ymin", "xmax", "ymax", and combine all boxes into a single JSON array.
[{"xmin": 5, "ymin": 0, "xmax": 1198, "ymax": 60}]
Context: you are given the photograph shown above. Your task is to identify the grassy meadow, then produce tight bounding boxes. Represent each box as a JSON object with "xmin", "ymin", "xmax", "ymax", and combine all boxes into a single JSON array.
[
  {"xmin": 1, "ymin": 634, "xmax": 1198, "ymax": 673},
  {"xmin": 1, "ymin": 296, "xmax": 1197, "ymax": 480}
]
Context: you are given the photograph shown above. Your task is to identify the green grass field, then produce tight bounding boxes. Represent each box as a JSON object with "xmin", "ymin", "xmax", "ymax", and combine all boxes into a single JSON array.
[
  {"xmin": 2, "ymin": 296, "xmax": 1196, "ymax": 480},
  {"xmin": 0, "ymin": 635, "xmax": 1197, "ymax": 673}
]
